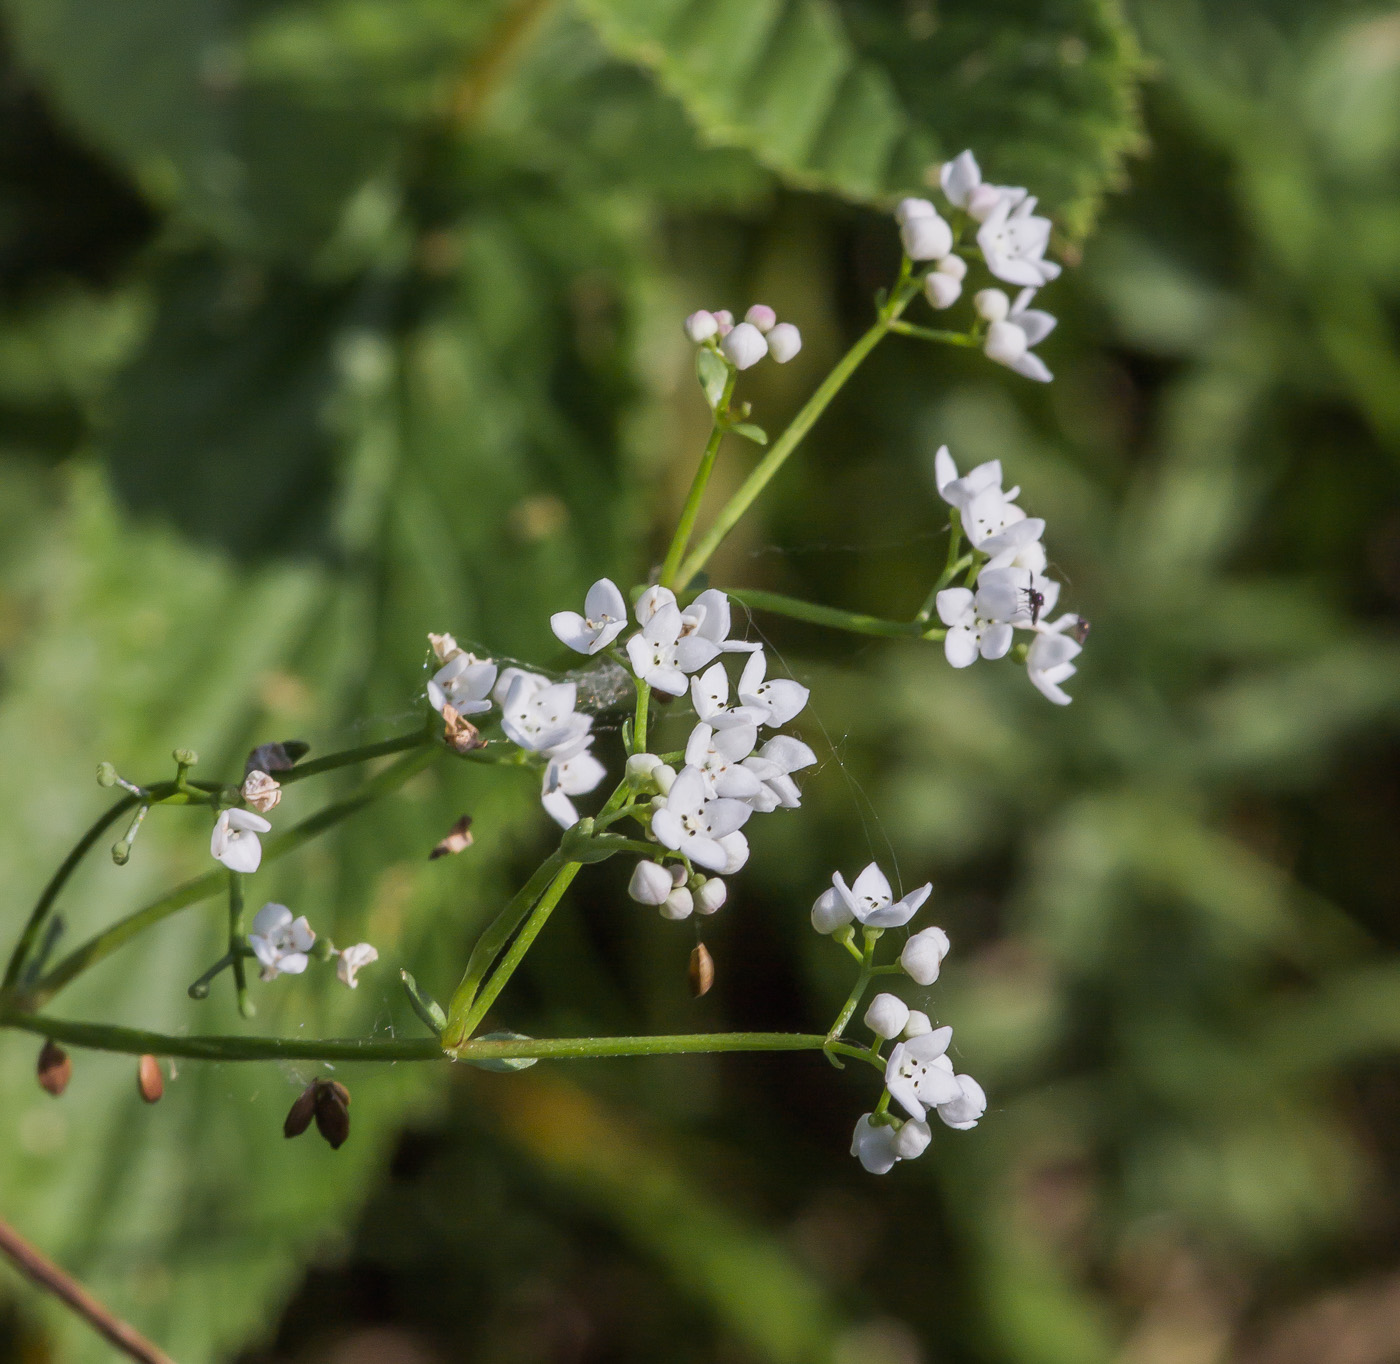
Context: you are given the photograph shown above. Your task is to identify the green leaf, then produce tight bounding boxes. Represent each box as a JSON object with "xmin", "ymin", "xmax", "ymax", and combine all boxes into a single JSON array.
[
  {"xmin": 463, "ymin": 1030, "xmax": 539, "ymax": 1072},
  {"xmin": 731, "ymin": 421, "xmax": 769, "ymax": 445},
  {"xmin": 400, "ymin": 970, "xmax": 446, "ymax": 1035},
  {"xmin": 697, "ymin": 346, "xmax": 730, "ymax": 409}
]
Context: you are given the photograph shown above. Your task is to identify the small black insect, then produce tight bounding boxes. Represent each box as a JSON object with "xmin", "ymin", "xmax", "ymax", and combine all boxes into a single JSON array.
[{"xmin": 1020, "ymin": 571, "xmax": 1045, "ymax": 627}]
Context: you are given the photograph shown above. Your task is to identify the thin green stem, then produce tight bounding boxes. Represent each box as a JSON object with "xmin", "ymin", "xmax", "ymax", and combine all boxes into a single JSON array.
[
  {"xmin": 918, "ymin": 509, "xmax": 965, "ymax": 621},
  {"xmin": 659, "ymin": 368, "xmax": 737, "ymax": 588},
  {"xmin": 825, "ymin": 932, "xmax": 880, "ymax": 1045},
  {"xmin": 279, "ymin": 727, "xmax": 432, "ymax": 786},
  {"xmin": 676, "ymin": 274, "xmax": 921, "ymax": 592},
  {"xmin": 730, "ymin": 589, "xmax": 944, "ymax": 641},
  {"xmin": 632, "ymin": 680, "xmax": 651, "ymax": 754},
  {"xmin": 887, "ymin": 320, "xmax": 979, "ymax": 347},
  {"xmin": 3, "ymin": 794, "xmax": 139, "ymax": 989},
  {"xmin": 228, "ymin": 874, "xmax": 253, "ymax": 1019},
  {"xmin": 23, "ymin": 747, "xmax": 437, "ymax": 1006}
]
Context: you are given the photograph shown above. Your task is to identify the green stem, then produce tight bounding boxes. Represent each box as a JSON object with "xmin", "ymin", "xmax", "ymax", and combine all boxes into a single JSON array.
[
  {"xmin": 228, "ymin": 874, "xmax": 253, "ymax": 1019},
  {"xmin": 632, "ymin": 680, "xmax": 651, "ymax": 754},
  {"xmin": 825, "ymin": 933, "xmax": 880, "ymax": 1045},
  {"xmin": 675, "ymin": 276, "xmax": 920, "ymax": 592},
  {"xmin": 3, "ymin": 794, "xmax": 140, "ymax": 989},
  {"xmin": 23, "ymin": 747, "xmax": 437, "ymax": 1006},
  {"xmin": 918, "ymin": 509, "xmax": 966, "ymax": 621},
  {"xmin": 278, "ymin": 727, "xmax": 432, "ymax": 786},
  {"xmin": 887, "ymin": 320, "xmax": 979, "ymax": 347},
  {"xmin": 659, "ymin": 369, "xmax": 737, "ymax": 588},
  {"xmin": 730, "ymin": 589, "xmax": 944, "ymax": 641},
  {"xmin": 458, "ymin": 860, "xmax": 582, "ymax": 1037}
]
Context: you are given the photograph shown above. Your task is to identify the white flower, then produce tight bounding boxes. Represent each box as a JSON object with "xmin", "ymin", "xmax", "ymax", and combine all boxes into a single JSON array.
[
  {"xmin": 903, "ymin": 1009, "xmax": 933, "ymax": 1038},
  {"xmin": 851, "ymin": 1114, "xmax": 901, "ymax": 1174},
  {"xmin": 428, "ymin": 652, "xmax": 498, "ymax": 717},
  {"xmin": 884, "ymin": 1027, "xmax": 961, "ymax": 1120},
  {"xmin": 550, "ymin": 578, "xmax": 628, "ymax": 655},
  {"xmin": 937, "ymin": 1073, "xmax": 987, "ymax": 1129},
  {"xmin": 939, "ymin": 148, "xmax": 1027, "ymax": 222},
  {"xmin": 628, "ymin": 860, "xmax": 673, "ymax": 905},
  {"xmin": 685, "ymin": 719, "xmax": 764, "ymax": 799},
  {"xmin": 865, "ymin": 993, "xmax": 910, "ymax": 1039},
  {"xmin": 737, "ymin": 651, "xmax": 809, "ymax": 727},
  {"xmin": 832, "ymin": 863, "xmax": 932, "ymax": 929},
  {"xmin": 1026, "ymin": 625, "xmax": 1082, "ymax": 706},
  {"xmin": 241, "ymin": 769, "xmax": 282, "ymax": 813},
  {"xmin": 721, "ymin": 322, "xmax": 767, "ymax": 370},
  {"xmin": 935, "ymin": 567, "xmax": 1022, "ymax": 667},
  {"xmin": 695, "ymin": 878, "xmax": 727, "ymax": 914},
  {"xmin": 766, "ymin": 323, "xmax": 802, "ymax": 363},
  {"xmin": 980, "ymin": 518, "xmax": 1048, "ymax": 577},
  {"xmin": 984, "ymin": 288, "xmax": 1056, "ymax": 383},
  {"xmin": 901, "ymin": 927, "xmax": 951, "ymax": 985},
  {"xmin": 691, "ymin": 662, "xmax": 767, "ymax": 726},
  {"xmin": 900, "ymin": 204, "xmax": 953, "ymax": 262},
  {"xmin": 745, "ymin": 304, "xmax": 777, "ymax": 332},
  {"xmin": 685, "ymin": 310, "xmax": 719, "ymax": 342},
  {"xmin": 740, "ymin": 735, "xmax": 817, "ymax": 812},
  {"xmin": 684, "ymin": 588, "xmax": 760, "ymax": 655},
  {"xmin": 249, "ymin": 902, "xmax": 314, "ymax": 980},
  {"xmin": 337, "ymin": 942, "xmax": 378, "ymax": 988},
  {"xmin": 811, "ymin": 885, "xmax": 852, "ymax": 934},
  {"xmin": 977, "ymin": 195, "xmax": 1061, "ymax": 288},
  {"xmin": 211, "ymin": 808, "xmax": 271, "ymax": 873},
  {"xmin": 501, "ymin": 674, "xmax": 590, "ymax": 752},
  {"xmin": 650, "ymin": 767, "xmax": 753, "ymax": 872},
  {"xmin": 540, "ymin": 734, "xmax": 607, "ymax": 829},
  {"xmin": 895, "ymin": 197, "xmax": 937, "ymax": 225},
  {"xmin": 626, "ymin": 599, "xmax": 721, "ymax": 696}
]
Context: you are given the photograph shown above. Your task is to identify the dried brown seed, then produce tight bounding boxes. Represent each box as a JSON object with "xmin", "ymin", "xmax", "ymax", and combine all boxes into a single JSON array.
[
  {"xmin": 429, "ymin": 814, "xmax": 474, "ymax": 860},
  {"xmin": 284, "ymin": 1082, "xmax": 317, "ymax": 1138},
  {"xmin": 137, "ymin": 1054, "xmax": 164, "ymax": 1104},
  {"xmin": 313, "ymin": 1079, "xmax": 351, "ymax": 1149},
  {"xmin": 689, "ymin": 943, "xmax": 715, "ymax": 998},
  {"xmin": 37, "ymin": 1040, "xmax": 72, "ymax": 1096}
]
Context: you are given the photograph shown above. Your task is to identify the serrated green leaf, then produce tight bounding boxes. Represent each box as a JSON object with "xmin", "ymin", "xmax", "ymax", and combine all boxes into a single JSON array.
[
  {"xmin": 731, "ymin": 421, "xmax": 768, "ymax": 445},
  {"xmin": 697, "ymin": 346, "xmax": 729, "ymax": 410}
]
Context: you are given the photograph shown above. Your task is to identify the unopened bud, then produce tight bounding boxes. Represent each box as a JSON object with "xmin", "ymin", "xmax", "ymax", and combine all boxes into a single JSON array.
[
  {"xmin": 172, "ymin": 748, "xmax": 198, "ymax": 768},
  {"xmin": 660, "ymin": 886, "xmax": 694, "ymax": 920},
  {"xmin": 936, "ymin": 253, "xmax": 968, "ymax": 282},
  {"xmin": 137, "ymin": 1054, "xmax": 164, "ymax": 1104},
  {"xmin": 628, "ymin": 860, "xmax": 673, "ymax": 905},
  {"xmin": 96, "ymin": 762, "xmax": 119, "ymax": 787},
  {"xmin": 984, "ymin": 319, "xmax": 1027, "ymax": 366},
  {"xmin": 712, "ymin": 309, "xmax": 734, "ymax": 335},
  {"xmin": 694, "ymin": 878, "xmax": 727, "ymax": 914},
  {"xmin": 901, "ymin": 926, "xmax": 951, "ymax": 985},
  {"xmin": 37, "ymin": 1040, "xmax": 71, "ymax": 1096},
  {"xmin": 689, "ymin": 943, "xmax": 715, "ymax": 997},
  {"xmin": 241, "ymin": 769, "xmax": 282, "ymax": 813},
  {"xmin": 653, "ymin": 764, "xmax": 677, "ymax": 795},
  {"xmin": 111, "ymin": 840, "xmax": 132, "ymax": 866},
  {"xmin": 924, "ymin": 272, "xmax": 961, "ymax": 310},
  {"xmin": 684, "ymin": 310, "xmax": 719, "ymax": 343},
  {"xmin": 901, "ymin": 212, "xmax": 953, "ymax": 262},
  {"xmin": 864, "ymin": 993, "xmax": 910, "ymax": 1040},
  {"xmin": 903, "ymin": 1009, "xmax": 933, "ymax": 1038},
  {"xmin": 429, "ymin": 813, "xmax": 474, "ymax": 860},
  {"xmin": 625, "ymin": 753, "xmax": 662, "ymax": 790},
  {"xmin": 720, "ymin": 322, "xmax": 767, "ymax": 371},
  {"xmin": 974, "ymin": 288, "xmax": 1010, "ymax": 323},
  {"xmin": 766, "ymin": 323, "xmax": 802, "ymax": 364},
  {"xmin": 744, "ymin": 304, "xmax": 777, "ymax": 333},
  {"xmin": 895, "ymin": 1118, "xmax": 932, "ymax": 1159}
]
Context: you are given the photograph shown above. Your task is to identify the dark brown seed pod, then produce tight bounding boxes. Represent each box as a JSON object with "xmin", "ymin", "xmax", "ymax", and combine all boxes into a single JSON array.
[
  {"xmin": 36, "ymin": 1040, "xmax": 72, "ymax": 1096},
  {"xmin": 689, "ymin": 943, "xmax": 715, "ymax": 998},
  {"xmin": 313, "ymin": 1079, "xmax": 351, "ymax": 1149},
  {"xmin": 137, "ymin": 1054, "xmax": 164, "ymax": 1103},
  {"xmin": 284, "ymin": 1082, "xmax": 318, "ymax": 1138}
]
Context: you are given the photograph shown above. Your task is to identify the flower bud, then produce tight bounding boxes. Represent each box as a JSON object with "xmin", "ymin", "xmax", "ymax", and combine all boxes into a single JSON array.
[
  {"xmin": 936, "ymin": 253, "xmax": 968, "ymax": 282},
  {"xmin": 895, "ymin": 197, "xmax": 936, "ymax": 225},
  {"xmin": 864, "ymin": 992, "xmax": 910, "ymax": 1039},
  {"xmin": 96, "ymin": 762, "xmax": 119, "ymax": 787},
  {"xmin": 137, "ymin": 1054, "xmax": 164, "ymax": 1104},
  {"xmin": 628, "ymin": 860, "xmax": 672, "ymax": 906},
  {"xmin": 694, "ymin": 878, "xmax": 727, "ymax": 914},
  {"xmin": 901, "ymin": 926, "xmax": 951, "ymax": 985},
  {"xmin": 626, "ymin": 752, "xmax": 662, "ymax": 786},
  {"xmin": 713, "ymin": 309, "xmax": 734, "ymax": 335},
  {"xmin": 744, "ymin": 304, "xmax": 777, "ymax": 333},
  {"xmin": 974, "ymin": 288, "xmax": 1010, "ymax": 323},
  {"xmin": 810, "ymin": 886, "xmax": 853, "ymax": 935},
  {"xmin": 685, "ymin": 310, "xmax": 719, "ymax": 343},
  {"xmin": 903, "ymin": 1009, "xmax": 933, "ymax": 1038},
  {"xmin": 901, "ymin": 212, "xmax": 953, "ymax": 262},
  {"xmin": 984, "ymin": 320, "xmax": 1027, "ymax": 366},
  {"xmin": 766, "ymin": 323, "xmax": 802, "ymax": 363},
  {"xmin": 241, "ymin": 769, "xmax": 282, "ymax": 813},
  {"xmin": 660, "ymin": 886, "xmax": 694, "ymax": 920},
  {"xmin": 172, "ymin": 748, "xmax": 198, "ymax": 768},
  {"xmin": 653, "ymin": 763, "xmax": 677, "ymax": 795},
  {"xmin": 689, "ymin": 942, "xmax": 715, "ymax": 997},
  {"xmin": 720, "ymin": 322, "xmax": 768, "ymax": 370},
  {"xmin": 670, "ymin": 864, "xmax": 688, "ymax": 886},
  {"xmin": 37, "ymin": 1040, "xmax": 72, "ymax": 1096},
  {"xmin": 924, "ymin": 273, "xmax": 961, "ymax": 310},
  {"xmin": 894, "ymin": 1118, "xmax": 932, "ymax": 1159}
]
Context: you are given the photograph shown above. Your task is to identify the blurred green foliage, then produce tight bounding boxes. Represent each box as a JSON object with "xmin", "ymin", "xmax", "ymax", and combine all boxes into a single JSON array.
[{"xmin": 2, "ymin": 1, "xmax": 1399, "ymax": 1362}]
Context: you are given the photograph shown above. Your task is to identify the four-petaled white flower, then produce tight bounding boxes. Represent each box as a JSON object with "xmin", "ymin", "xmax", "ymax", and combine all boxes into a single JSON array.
[
  {"xmin": 935, "ymin": 567, "xmax": 1023, "ymax": 668},
  {"xmin": 650, "ymin": 766, "xmax": 752, "ymax": 872},
  {"xmin": 541, "ymin": 734, "xmax": 608, "ymax": 829},
  {"xmin": 428, "ymin": 651, "xmax": 498, "ymax": 717},
  {"xmin": 831, "ymin": 862, "xmax": 932, "ymax": 929},
  {"xmin": 884, "ymin": 1026, "xmax": 963, "ymax": 1120},
  {"xmin": 740, "ymin": 735, "xmax": 817, "ymax": 812},
  {"xmin": 211, "ymin": 808, "xmax": 271, "ymax": 873},
  {"xmin": 500, "ymin": 673, "xmax": 590, "ymax": 752},
  {"xmin": 551, "ymin": 578, "xmax": 629, "ymax": 655},
  {"xmin": 977, "ymin": 195, "xmax": 1061, "ymax": 289},
  {"xmin": 737, "ymin": 650, "xmax": 809, "ymax": 726},
  {"xmin": 337, "ymin": 942, "xmax": 378, "ymax": 988},
  {"xmin": 684, "ymin": 719, "xmax": 764, "ymax": 800},
  {"xmin": 939, "ymin": 148, "xmax": 1027, "ymax": 223},
  {"xmin": 691, "ymin": 662, "xmax": 767, "ymax": 726},
  {"xmin": 626, "ymin": 595, "xmax": 721, "ymax": 696},
  {"xmin": 249, "ymin": 902, "xmax": 315, "ymax": 980}
]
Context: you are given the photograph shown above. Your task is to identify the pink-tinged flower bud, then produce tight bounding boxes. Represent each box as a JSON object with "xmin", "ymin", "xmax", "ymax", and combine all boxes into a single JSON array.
[
  {"xmin": 720, "ymin": 322, "xmax": 768, "ymax": 370},
  {"xmin": 744, "ymin": 304, "xmax": 777, "ymax": 333},
  {"xmin": 695, "ymin": 878, "xmax": 727, "ymax": 914},
  {"xmin": 901, "ymin": 926, "xmax": 951, "ymax": 985},
  {"xmin": 685, "ymin": 310, "xmax": 719, "ymax": 343},
  {"xmin": 895, "ymin": 197, "xmax": 936, "ymax": 225},
  {"xmin": 660, "ymin": 886, "xmax": 694, "ymax": 920},
  {"xmin": 629, "ymin": 860, "xmax": 672, "ymax": 905},
  {"xmin": 864, "ymin": 992, "xmax": 911, "ymax": 1039},
  {"xmin": 984, "ymin": 320, "xmax": 1027, "ymax": 366},
  {"xmin": 766, "ymin": 322, "xmax": 802, "ymax": 363},
  {"xmin": 937, "ymin": 253, "xmax": 968, "ymax": 282},
  {"xmin": 974, "ymin": 288, "xmax": 1010, "ymax": 322},
  {"xmin": 924, "ymin": 273, "xmax": 961, "ymax": 310},
  {"xmin": 713, "ymin": 309, "xmax": 734, "ymax": 335},
  {"xmin": 901, "ymin": 212, "xmax": 953, "ymax": 262}
]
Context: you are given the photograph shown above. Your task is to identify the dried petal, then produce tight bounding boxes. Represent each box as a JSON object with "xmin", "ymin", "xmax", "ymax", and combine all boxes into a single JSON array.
[
  {"xmin": 241, "ymin": 769, "xmax": 282, "ymax": 813},
  {"xmin": 441, "ymin": 705, "xmax": 483, "ymax": 753}
]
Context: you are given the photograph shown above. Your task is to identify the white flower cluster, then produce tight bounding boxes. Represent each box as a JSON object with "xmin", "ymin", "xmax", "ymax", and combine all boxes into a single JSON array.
[
  {"xmin": 685, "ymin": 304, "xmax": 802, "ymax": 371},
  {"xmin": 933, "ymin": 446, "xmax": 1086, "ymax": 705},
  {"xmin": 897, "ymin": 149, "xmax": 1061, "ymax": 383},
  {"xmin": 247, "ymin": 902, "xmax": 378, "ymax": 988},
  {"xmin": 812, "ymin": 860, "xmax": 985, "ymax": 1174}
]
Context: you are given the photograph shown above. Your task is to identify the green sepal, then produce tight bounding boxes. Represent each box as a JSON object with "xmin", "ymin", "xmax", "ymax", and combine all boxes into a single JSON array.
[
  {"xmin": 696, "ymin": 347, "xmax": 729, "ymax": 410},
  {"xmin": 400, "ymin": 969, "xmax": 447, "ymax": 1036},
  {"xmin": 732, "ymin": 422, "xmax": 768, "ymax": 445}
]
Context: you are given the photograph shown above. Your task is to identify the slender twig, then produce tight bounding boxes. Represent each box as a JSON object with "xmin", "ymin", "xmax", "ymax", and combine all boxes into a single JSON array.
[
  {"xmin": 729, "ymin": 589, "xmax": 944, "ymax": 641},
  {"xmin": 659, "ymin": 369, "xmax": 738, "ymax": 587},
  {"xmin": 887, "ymin": 320, "xmax": 978, "ymax": 347},
  {"xmin": 0, "ymin": 1216, "xmax": 176, "ymax": 1364},
  {"xmin": 276, "ymin": 728, "xmax": 431, "ymax": 786}
]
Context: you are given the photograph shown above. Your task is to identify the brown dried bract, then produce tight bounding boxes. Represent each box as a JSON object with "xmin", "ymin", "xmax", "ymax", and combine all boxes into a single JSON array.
[
  {"xmin": 37, "ymin": 1040, "xmax": 72, "ymax": 1096},
  {"xmin": 241, "ymin": 769, "xmax": 282, "ymax": 813},
  {"xmin": 427, "ymin": 632, "xmax": 464, "ymax": 665},
  {"xmin": 137, "ymin": 1054, "xmax": 164, "ymax": 1103},
  {"xmin": 429, "ymin": 814, "xmax": 474, "ymax": 860},
  {"xmin": 441, "ymin": 704, "xmax": 484, "ymax": 754},
  {"xmin": 689, "ymin": 943, "xmax": 715, "ymax": 998}
]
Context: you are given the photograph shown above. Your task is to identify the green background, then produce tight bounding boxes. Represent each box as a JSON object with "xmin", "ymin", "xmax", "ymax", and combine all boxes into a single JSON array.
[{"xmin": 2, "ymin": 1, "xmax": 1399, "ymax": 1361}]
